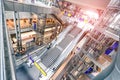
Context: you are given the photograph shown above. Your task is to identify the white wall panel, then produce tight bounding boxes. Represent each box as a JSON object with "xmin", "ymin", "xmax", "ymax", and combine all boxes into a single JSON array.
[{"xmin": 5, "ymin": 11, "xmax": 31, "ymax": 19}]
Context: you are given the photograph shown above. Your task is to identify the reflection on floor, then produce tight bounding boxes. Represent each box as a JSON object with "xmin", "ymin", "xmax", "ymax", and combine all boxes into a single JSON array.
[{"xmin": 16, "ymin": 63, "xmax": 40, "ymax": 80}]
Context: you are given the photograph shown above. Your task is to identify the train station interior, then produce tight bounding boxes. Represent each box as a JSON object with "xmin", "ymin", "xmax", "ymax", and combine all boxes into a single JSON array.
[{"xmin": 0, "ymin": 0, "xmax": 120, "ymax": 80}]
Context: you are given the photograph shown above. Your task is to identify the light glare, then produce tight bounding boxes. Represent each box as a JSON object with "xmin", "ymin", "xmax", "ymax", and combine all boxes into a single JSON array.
[{"xmin": 85, "ymin": 11, "xmax": 99, "ymax": 19}]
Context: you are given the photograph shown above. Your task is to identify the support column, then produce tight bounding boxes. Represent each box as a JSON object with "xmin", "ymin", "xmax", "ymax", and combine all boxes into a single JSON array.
[
  {"xmin": 41, "ymin": 14, "xmax": 47, "ymax": 44},
  {"xmin": 13, "ymin": 11, "xmax": 22, "ymax": 53},
  {"xmin": 54, "ymin": 22, "xmax": 58, "ymax": 39}
]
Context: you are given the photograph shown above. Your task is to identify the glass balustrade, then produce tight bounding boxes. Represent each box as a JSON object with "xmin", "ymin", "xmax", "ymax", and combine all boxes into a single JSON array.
[{"xmin": 7, "ymin": 0, "xmax": 54, "ymax": 7}]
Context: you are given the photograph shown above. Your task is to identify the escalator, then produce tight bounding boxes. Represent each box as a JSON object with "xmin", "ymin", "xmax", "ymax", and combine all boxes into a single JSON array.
[
  {"xmin": 41, "ymin": 27, "xmax": 82, "ymax": 68},
  {"xmin": 39, "ymin": 26, "xmax": 87, "ymax": 80}
]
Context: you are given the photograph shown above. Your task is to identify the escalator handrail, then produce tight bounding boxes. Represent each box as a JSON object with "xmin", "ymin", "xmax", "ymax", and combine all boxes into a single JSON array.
[{"xmin": 51, "ymin": 14, "xmax": 64, "ymax": 25}]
